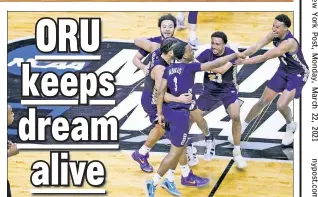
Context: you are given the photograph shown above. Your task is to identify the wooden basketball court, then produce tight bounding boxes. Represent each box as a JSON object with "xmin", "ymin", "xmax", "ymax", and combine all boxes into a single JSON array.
[{"xmin": 8, "ymin": 12, "xmax": 293, "ymax": 197}]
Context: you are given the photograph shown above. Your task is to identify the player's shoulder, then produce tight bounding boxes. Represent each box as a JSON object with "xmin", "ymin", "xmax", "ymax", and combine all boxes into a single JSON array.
[
  {"xmin": 199, "ymin": 48, "xmax": 212, "ymax": 56},
  {"xmin": 281, "ymin": 38, "xmax": 298, "ymax": 52},
  {"xmin": 280, "ymin": 35, "xmax": 297, "ymax": 48},
  {"xmin": 153, "ymin": 58, "xmax": 166, "ymax": 67},
  {"xmin": 153, "ymin": 48, "xmax": 161, "ymax": 56},
  {"xmin": 185, "ymin": 62, "xmax": 200, "ymax": 70},
  {"xmin": 284, "ymin": 37, "xmax": 297, "ymax": 44},
  {"xmin": 203, "ymin": 48, "xmax": 212, "ymax": 53},
  {"xmin": 152, "ymin": 63, "xmax": 166, "ymax": 75},
  {"xmin": 170, "ymin": 62, "xmax": 182, "ymax": 69},
  {"xmin": 225, "ymin": 46, "xmax": 235, "ymax": 54},
  {"xmin": 174, "ymin": 37, "xmax": 184, "ymax": 42}
]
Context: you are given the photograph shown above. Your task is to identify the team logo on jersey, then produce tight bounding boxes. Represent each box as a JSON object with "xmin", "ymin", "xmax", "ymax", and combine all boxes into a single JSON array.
[{"xmin": 7, "ymin": 38, "xmax": 294, "ymax": 160}]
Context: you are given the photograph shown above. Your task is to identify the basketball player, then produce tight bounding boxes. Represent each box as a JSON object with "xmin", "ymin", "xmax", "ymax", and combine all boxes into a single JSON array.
[
  {"xmin": 133, "ymin": 14, "xmax": 177, "ymax": 75},
  {"xmin": 132, "ymin": 37, "xmax": 215, "ymax": 174},
  {"xmin": 176, "ymin": 12, "xmax": 200, "ymax": 47},
  {"xmin": 145, "ymin": 41, "xmax": 239, "ymax": 197},
  {"xmin": 235, "ymin": 14, "xmax": 309, "ymax": 146},
  {"xmin": 134, "ymin": 38, "xmax": 211, "ymax": 196},
  {"xmin": 131, "ymin": 13, "xmax": 180, "ymax": 174},
  {"xmin": 7, "ymin": 105, "xmax": 19, "ymax": 197},
  {"xmin": 187, "ymin": 31, "xmax": 247, "ymax": 169}
]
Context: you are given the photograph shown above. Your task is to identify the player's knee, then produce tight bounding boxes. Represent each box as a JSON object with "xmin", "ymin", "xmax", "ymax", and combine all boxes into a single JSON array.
[
  {"xmin": 258, "ymin": 97, "xmax": 270, "ymax": 107},
  {"xmin": 196, "ymin": 115, "xmax": 206, "ymax": 126},
  {"xmin": 230, "ymin": 112, "xmax": 240, "ymax": 122},
  {"xmin": 192, "ymin": 113, "xmax": 204, "ymax": 125},
  {"xmin": 167, "ymin": 150, "xmax": 181, "ymax": 161},
  {"xmin": 161, "ymin": 155, "xmax": 173, "ymax": 165},
  {"xmin": 145, "ymin": 126, "xmax": 163, "ymax": 145},
  {"xmin": 190, "ymin": 109, "xmax": 202, "ymax": 121},
  {"xmin": 155, "ymin": 124, "xmax": 165, "ymax": 134},
  {"xmin": 276, "ymin": 102, "xmax": 287, "ymax": 111},
  {"xmin": 169, "ymin": 151, "xmax": 179, "ymax": 158},
  {"xmin": 189, "ymin": 116, "xmax": 195, "ymax": 125}
]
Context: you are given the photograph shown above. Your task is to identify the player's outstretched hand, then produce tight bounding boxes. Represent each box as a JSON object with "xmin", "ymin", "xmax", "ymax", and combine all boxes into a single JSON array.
[
  {"xmin": 178, "ymin": 93, "xmax": 192, "ymax": 104},
  {"xmin": 236, "ymin": 52, "xmax": 246, "ymax": 59},
  {"xmin": 158, "ymin": 113, "xmax": 165, "ymax": 128},
  {"xmin": 7, "ymin": 140, "xmax": 13, "ymax": 150},
  {"xmin": 235, "ymin": 58, "xmax": 245, "ymax": 65},
  {"xmin": 8, "ymin": 143, "xmax": 19, "ymax": 157}
]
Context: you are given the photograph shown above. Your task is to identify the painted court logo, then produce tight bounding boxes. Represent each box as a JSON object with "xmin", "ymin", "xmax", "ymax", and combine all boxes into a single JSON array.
[
  {"xmin": 8, "ymin": 41, "xmax": 91, "ymax": 76},
  {"xmin": 8, "ymin": 37, "xmax": 293, "ymax": 161}
]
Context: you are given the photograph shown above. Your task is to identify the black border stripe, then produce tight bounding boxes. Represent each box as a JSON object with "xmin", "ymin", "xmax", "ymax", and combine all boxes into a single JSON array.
[
  {"xmin": 299, "ymin": 0, "xmax": 302, "ymax": 195},
  {"xmin": 208, "ymin": 159, "xmax": 235, "ymax": 197}
]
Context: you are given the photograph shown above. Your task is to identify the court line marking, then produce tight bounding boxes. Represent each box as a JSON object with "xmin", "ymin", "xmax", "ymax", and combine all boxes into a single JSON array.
[{"xmin": 208, "ymin": 159, "xmax": 235, "ymax": 197}]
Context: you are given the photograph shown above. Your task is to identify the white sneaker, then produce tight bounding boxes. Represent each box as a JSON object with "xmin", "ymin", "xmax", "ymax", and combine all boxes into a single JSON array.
[
  {"xmin": 204, "ymin": 138, "xmax": 215, "ymax": 161},
  {"xmin": 176, "ymin": 16, "xmax": 186, "ymax": 29},
  {"xmin": 186, "ymin": 144, "xmax": 199, "ymax": 167},
  {"xmin": 282, "ymin": 122, "xmax": 297, "ymax": 146},
  {"xmin": 233, "ymin": 149, "xmax": 247, "ymax": 170},
  {"xmin": 189, "ymin": 38, "xmax": 200, "ymax": 48}
]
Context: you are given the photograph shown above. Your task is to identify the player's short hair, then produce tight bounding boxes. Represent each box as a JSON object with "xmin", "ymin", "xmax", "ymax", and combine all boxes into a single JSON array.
[
  {"xmin": 211, "ymin": 31, "xmax": 228, "ymax": 44},
  {"xmin": 275, "ymin": 14, "xmax": 291, "ymax": 28},
  {"xmin": 173, "ymin": 41, "xmax": 188, "ymax": 60},
  {"xmin": 158, "ymin": 14, "xmax": 177, "ymax": 28},
  {"xmin": 8, "ymin": 105, "xmax": 11, "ymax": 113},
  {"xmin": 160, "ymin": 37, "xmax": 179, "ymax": 54}
]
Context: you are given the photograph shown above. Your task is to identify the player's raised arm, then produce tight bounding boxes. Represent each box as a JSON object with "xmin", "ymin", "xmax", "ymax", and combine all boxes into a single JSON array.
[
  {"xmin": 132, "ymin": 51, "xmax": 148, "ymax": 73},
  {"xmin": 236, "ymin": 38, "xmax": 295, "ymax": 65},
  {"xmin": 196, "ymin": 48, "xmax": 231, "ymax": 74},
  {"xmin": 200, "ymin": 53, "xmax": 238, "ymax": 71},
  {"xmin": 242, "ymin": 32, "xmax": 273, "ymax": 57},
  {"xmin": 134, "ymin": 38, "xmax": 160, "ymax": 53},
  {"xmin": 209, "ymin": 62, "xmax": 233, "ymax": 74},
  {"xmin": 133, "ymin": 38, "xmax": 160, "ymax": 75}
]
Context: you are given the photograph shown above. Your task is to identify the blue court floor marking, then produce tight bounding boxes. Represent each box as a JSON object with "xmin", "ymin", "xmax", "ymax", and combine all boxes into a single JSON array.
[{"xmin": 8, "ymin": 102, "xmax": 70, "ymax": 135}]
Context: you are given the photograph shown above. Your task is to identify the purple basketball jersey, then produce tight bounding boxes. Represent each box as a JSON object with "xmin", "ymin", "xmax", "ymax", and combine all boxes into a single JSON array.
[
  {"xmin": 141, "ymin": 50, "xmax": 170, "ymax": 123},
  {"xmin": 196, "ymin": 47, "xmax": 239, "ymax": 111},
  {"xmin": 273, "ymin": 31, "xmax": 309, "ymax": 82},
  {"xmin": 197, "ymin": 47, "xmax": 238, "ymax": 90},
  {"xmin": 162, "ymin": 62, "xmax": 201, "ymax": 110}
]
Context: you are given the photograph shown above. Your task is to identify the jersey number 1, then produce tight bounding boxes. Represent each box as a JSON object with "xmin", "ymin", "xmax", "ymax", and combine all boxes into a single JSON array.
[{"xmin": 173, "ymin": 77, "xmax": 178, "ymax": 91}]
